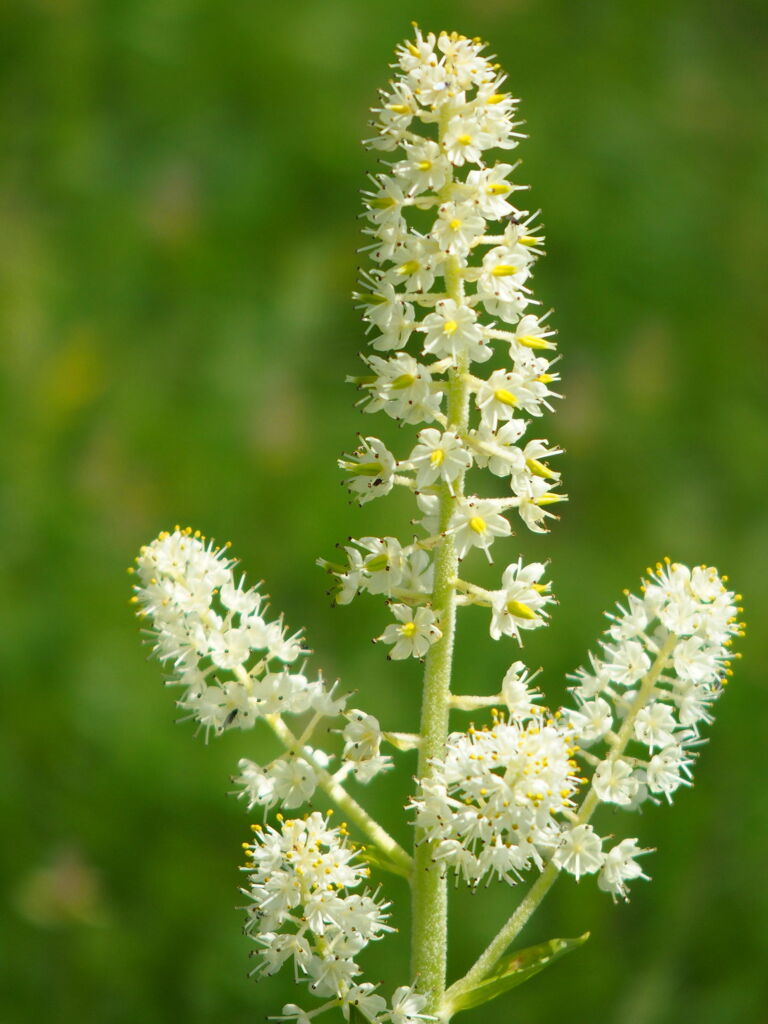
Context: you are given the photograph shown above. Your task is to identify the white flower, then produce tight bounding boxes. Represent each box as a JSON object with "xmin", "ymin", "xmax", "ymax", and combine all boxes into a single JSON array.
[
  {"xmin": 389, "ymin": 986, "xmax": 433, "ymax": 1024},
  {"xmin": 501, "ymin": 661, "xmax": 542, "ymax": 716},
  {"xmin": 431, "ymin": 201, "xmax": 486, "ymax": 255},
  {"xmin": 598, "ymin": 838, "xmax": 650, "ymax": 901},
  {"xmin": 554, "ymin": 824, "xmax": 605, "ymax": 879},
  {"xmin": 360, "ymin": 281, "xmax": 415, "ymax": 351},
  {"xmin": 339, "ymin": 436, "xmax": 397, "ymax": 505},
  {"xmin": 343, "ymin": 709, "xmax": 384, "ymax": 762},
  {"xmin": 338, "ymin": 536, "xmax": 407, "ymax": 598},
  {"xmin": 593, "ymin": 758, "xmax": 639, "ymax": 806},
  {"xmin": 509, "ymin": 313, "xmax": 556, "ymax": 354},
  {"xmin": 645, "ymin": 743, "xmax": 693, "ymax": 801},
  {"xmin": 488, "ymin": 559, "xmax": 552, "ymax": 641},
  {"xmin": 469, "ymin": 420, "xmax": 527, "ymax": 477},
  {"xmin": 672, "ymin": 634, "xmax": 721, "ymax": 684},
  {"xmin": 362, "ymin": 353, "xmax": 442, "ymax": 424},
  {"xmin": 477, "ymin": 243, "xmax": 532, "ymax": 306},
  {"xmin": 420, "ymin": 299, "xmax": 490, "ymax": 363},
  {"xmin": 342, "ymin": 984, "xmax": 388, "ymax": 1022},
  {"xmin": 568, "ymin": 697, "xmax": 613, "ymax": 744},
  {"xmin": 466, "ymin": 163, "xmax": 517, "ymax": 218},
  {"xmin": 407, "ymin": 428, "xmax": 472, "ymax": 489},
  {"xmin": 474, "ymin": 369, "xmax": 523, "ymax": 430},
  {"xmin": 270, "ymin": 756, "xmax": 320, "ymax": 809},
  {"xmin": 393, "ymin": 139, "xmax": 450, "ymax": 194},
  {"xmin": 342, "ymin": 710, "xmax": 393, "ymax": 782},
  {"xmin": 634, "ymin": 701, "xmax": 679, "ymax": 751},
  {"xmin": 378, "ymin": 604, "xmax": 442, "ymax": 660},
  {"xmin": 442, "ymin": 119, "xmax": 491, "ymax": 166},
  {"xmin": 451, "ymin": 497, "xmax": 512, "ymax": 559},
  {"xmin": 602, "ymin": 639, "xmax": 651, "ymax": 688},
  {"xmin": 475, "ymin": 366, "xmax": 554, "ymax": 426}
]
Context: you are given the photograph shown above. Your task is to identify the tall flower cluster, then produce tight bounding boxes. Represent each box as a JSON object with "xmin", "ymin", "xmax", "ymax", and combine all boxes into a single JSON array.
[
  {"xmin": 131, "ymin": 25, "xmax": 744, "ymax": 1024},
  {"xmin": 323, "ymin": 26, "xmax": 563, "ymax": 653}
]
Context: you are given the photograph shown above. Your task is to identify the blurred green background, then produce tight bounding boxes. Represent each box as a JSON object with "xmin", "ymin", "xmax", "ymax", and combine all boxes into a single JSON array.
[{"xmin": 2, "ymin": 0, "xmax": 767, "ymax": 1021}]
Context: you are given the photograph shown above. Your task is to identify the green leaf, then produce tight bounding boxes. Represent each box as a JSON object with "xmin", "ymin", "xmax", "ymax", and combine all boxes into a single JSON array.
[{"xmin": 449, "ymin": 933, "xmax": 590, "ymax": 1013}]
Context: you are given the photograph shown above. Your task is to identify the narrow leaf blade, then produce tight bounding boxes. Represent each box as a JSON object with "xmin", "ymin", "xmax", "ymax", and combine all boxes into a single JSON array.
[{"xmin": 451, "ymin": 933, "xmax": 590, "ymax": 1013}]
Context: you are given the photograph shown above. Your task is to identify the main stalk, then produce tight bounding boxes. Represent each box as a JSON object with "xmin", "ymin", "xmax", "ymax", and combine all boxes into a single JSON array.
[{"xmin": 410, "ymin": 255, "xmax": 469, "ymax": 1014}]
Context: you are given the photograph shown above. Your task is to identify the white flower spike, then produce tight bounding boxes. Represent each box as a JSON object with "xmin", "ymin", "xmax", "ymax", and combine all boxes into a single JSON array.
[{"xmin": 132, "ymin": 25, "xmax": 744, "ymax": 1024}]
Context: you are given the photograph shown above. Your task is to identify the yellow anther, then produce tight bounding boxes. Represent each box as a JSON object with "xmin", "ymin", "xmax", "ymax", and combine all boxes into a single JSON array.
[
  {"xmin": 493, "ymin": 387, "xmax": 518, "ymax": 406},
  {"xmin": 506, "ymin": 600, "xmax": 537, "ymax": 620},
  {"xmin": 535, "ymin": 493, "xmax": 566, "ymax": 505},
  {"xmin": 526, "ymin": 457, "xmax": 557, "ymax": 479}
]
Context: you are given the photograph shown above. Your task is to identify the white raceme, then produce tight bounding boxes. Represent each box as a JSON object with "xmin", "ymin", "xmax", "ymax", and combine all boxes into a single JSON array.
[{"xmin": 131, "ymin": 25, "xmax": 744, "ymax": 1024}]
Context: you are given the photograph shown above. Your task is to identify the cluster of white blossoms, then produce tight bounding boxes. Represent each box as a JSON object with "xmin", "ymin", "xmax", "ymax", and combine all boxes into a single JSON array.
[
  {"xmin": 413, "ymin": 561, "xmax": 742, "ymax": 901},
  {"xmin": 321, "ymin": 25, "xmax": 564, "ymax": 657},
  {"xmin": 412, "ymin": 684, "xmax": 582, "ymax": 887},
  {"xmin": 553, "ymin": 561, "xmax": 742, "ymax": 901},
  {"xmin": 132, "ymin": 528, "xmax": 397, "ymax": 812},
  {"xmin": 242, "ymin": 813, "xmax": 429, "ymax": 1024},
  {"xmin": 132, "ymin": 25, "xmax": 744, "ymax": 1024},
  {"xmin": 564, "ymin": 561, "xmax": 742, "ymax": 843}
]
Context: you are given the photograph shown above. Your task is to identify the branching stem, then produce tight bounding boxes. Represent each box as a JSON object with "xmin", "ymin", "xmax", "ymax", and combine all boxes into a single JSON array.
[{"xmin": 442, "ymin": 632, "xmax": 677, "ymax": 1015}]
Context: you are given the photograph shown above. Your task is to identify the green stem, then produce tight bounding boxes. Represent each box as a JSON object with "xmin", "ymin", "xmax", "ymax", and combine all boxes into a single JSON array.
[
  {"xmin": 264, "ymin": 712, "xmax": 413, "ymax": 877},
  {"xmin": 443, "ymin": 633, "xmax": 677, "ymax": 1014},
  {"xmin": 410, "ymin": 253, "xmax": 469, "ymax": 1014}
]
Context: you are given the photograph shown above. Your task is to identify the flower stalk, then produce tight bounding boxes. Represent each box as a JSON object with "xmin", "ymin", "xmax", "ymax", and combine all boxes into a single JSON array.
[{"xmin": 130, "ymin": 26, "xmax": 744, "ymax": 1024}]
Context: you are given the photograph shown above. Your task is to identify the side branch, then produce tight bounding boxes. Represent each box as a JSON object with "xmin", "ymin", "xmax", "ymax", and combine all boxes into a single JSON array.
[
  {"xmin": 443, "ymin": 634, "xmax": 677, "ymax": 1012},
  {"xmin": 266, "ymin": 714, "xmax": 413, "ymax": 877}
]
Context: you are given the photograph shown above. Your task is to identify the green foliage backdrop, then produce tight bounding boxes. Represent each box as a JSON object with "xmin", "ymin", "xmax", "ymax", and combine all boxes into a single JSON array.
[{"xmin": 2, "ymin": 1, "xmax": 767, "ymax": 1021}]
